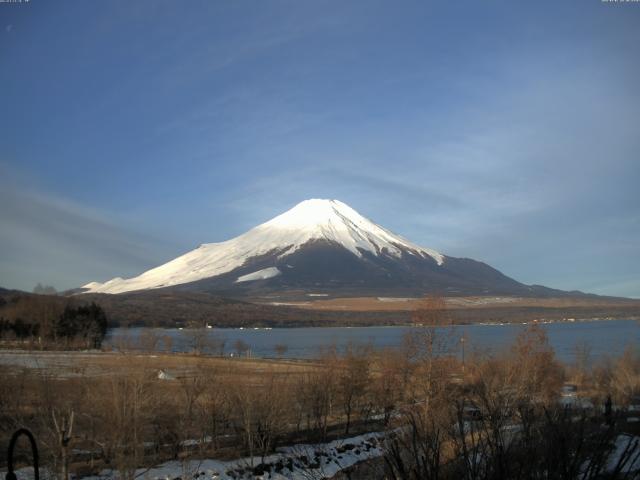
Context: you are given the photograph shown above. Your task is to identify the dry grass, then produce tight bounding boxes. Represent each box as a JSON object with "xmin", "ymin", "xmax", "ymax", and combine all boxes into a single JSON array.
[
  {"xmin": 0, "ymin": 350, "xmax": 321, "ymax": 379},
  {"xmin": 259, "ymin": 295, "xmax": 640, "ymax": 312}
]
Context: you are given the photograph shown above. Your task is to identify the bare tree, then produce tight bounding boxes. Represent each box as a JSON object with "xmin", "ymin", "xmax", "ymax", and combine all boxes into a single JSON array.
[
  {"xmin": 509, "ymin": 324, "xmax": 564, "ymax": 403},
  {"xmin": 337, "ymin": 343, "xmax": 371, "ymax": 434},
  {"xmin": 226, "ymin": 369, "xmax": 290, "ymax": 464},
  {"xmin": 161, "ymin": 334, "xmax": 173, "ymax": 353},
  {"xmin": 51, "ymin": 409, "xmax": 74, "ymax": 480},
  {"xmin": 610, "ymin": 344, "xmax": 640, "ymax": 405},
  {"xmin": 176, "ymin": 366, "xmax": 206, "ymax": 453},
  {"xmin": 139, "ymin": 329, "xmax": 161, "ymax": 352},
  {"xmin": 95, "ymin": 369, "xmax": 154, "ymax": 480},
  {"xmin": 234, "ymin": 339, "xmax": 250, "ymax": 357},
  {"xmin": 371, "ymin": 349, "xmax": 404, "ymax": 425},
  {"xmin": 35, "ymin": 368, "xmax": 89, "ymax": 480},
  {"xmin": 411, "ymin": 294, "xmax": 450, "ymax": 327},
  {"xmin": 404, "ymin": 293, "xmax": 456, "ymax": 405},
  {"xmin": 384, "ymin": 378, "xmax": 454, "ymax": 480},
  {"xmin": 303, "ymin": 365, "xmax": 337, "ymax": 441},
  {"xmin": 274, "ymin": 343, "xmax": 288, "ymax": 358},
  {"xmin": 209, "ymin": 333, "xmax": 226, "ymax": 356},
  {"xmin": 198, "ymin": 365, "xmax": 227, "ymax": 452},
  {"xmin": 183, "ymin": 328, "xmax": 210, "ymax": 355}
]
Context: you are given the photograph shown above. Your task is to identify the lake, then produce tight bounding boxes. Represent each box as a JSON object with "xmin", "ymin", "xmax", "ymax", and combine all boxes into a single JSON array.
[{"xmin": 104, "ymin": 319, "xmax": 640, "ymax": 364}]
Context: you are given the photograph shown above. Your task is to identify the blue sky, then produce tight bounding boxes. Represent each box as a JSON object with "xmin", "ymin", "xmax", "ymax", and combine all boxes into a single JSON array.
[{"xmin": 1, "ymin": 0, "xmax": 639, "ymax": 297}]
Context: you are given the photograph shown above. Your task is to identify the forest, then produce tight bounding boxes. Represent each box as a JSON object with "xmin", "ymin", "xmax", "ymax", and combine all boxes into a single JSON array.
[{"xmin": 0, "ymin": 293, "xmax": 107, "ymax": 349}]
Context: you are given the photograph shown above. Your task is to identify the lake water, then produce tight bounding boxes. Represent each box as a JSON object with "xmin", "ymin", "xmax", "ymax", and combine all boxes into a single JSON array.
[{"xmin": 104, "ymin": 319, "xmax": 640, "ymax": 364}]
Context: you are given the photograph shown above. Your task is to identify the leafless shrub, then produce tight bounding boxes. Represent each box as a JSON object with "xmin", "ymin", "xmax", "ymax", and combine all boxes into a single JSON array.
[
  {"xmin": 226, "ymin": 368, "xmax": 291, "ymax": 463},
  {"xmin": 233, "ymin": 339, "xmax": 250, "ymax": 357},
  {"xmin": 384, "ymin": 324, "xmax": 640, "ymax": 480},
  {"xmin": 275, "ymin": 343, "xmax": 289, "ymax": 357},
  {"xmin": 93, "ymin": 369, "xmax": 155, "ymax": 480}
]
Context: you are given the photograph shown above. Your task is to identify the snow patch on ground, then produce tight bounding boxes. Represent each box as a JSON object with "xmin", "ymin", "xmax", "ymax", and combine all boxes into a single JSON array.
[
  {"xmin": 5, "ymin": 430, "xmax": 639, "ymax": 479},
  {"xmin": 446, "ymin": 297, "xmax": 520, "ymax": 306},
  {"xmin": 79, "ymin": 432, "xmax": 382, "ymax": 480},
  {"xmin": 267, "ymin": 302, "xmax": 311, "ymax": 306},
  {"xmin": 606, "ymin": 434, "xmax": 640, "ymax": 473}
]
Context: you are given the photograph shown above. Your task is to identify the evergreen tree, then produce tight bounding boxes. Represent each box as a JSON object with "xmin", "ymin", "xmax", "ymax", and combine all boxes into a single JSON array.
[{"xmin": 56, "ymin": 302, "xmax": 108, "ymax": 348}]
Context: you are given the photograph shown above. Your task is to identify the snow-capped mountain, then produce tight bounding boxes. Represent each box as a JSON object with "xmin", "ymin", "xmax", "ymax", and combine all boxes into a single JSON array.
[{"xmin": 81, "ymin": 199, "xmax": 543, "ymax": 296}]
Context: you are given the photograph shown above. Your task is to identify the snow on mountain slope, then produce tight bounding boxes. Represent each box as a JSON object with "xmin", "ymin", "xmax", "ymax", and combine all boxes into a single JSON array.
[
  {"xmin": 235, "ymin": 267, "xmax": 281, "ymax": 283},
  {"xmin": 82, "ymin": 199, "xmax": 445, "ymax": 294}
]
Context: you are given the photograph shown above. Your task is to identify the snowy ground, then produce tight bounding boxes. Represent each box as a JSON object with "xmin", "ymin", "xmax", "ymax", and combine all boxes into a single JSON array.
[
  {"xmin": 5, "ymin": 432, "xmax": 385, "ymax": 480},
  {"xmin": 606, "ymin": 434, "xmax": 640, "ymax": 473},
  {"xmin": 0, "ymin": 350, "xmax": 114, "ymax": 377},
  {"xmin": 445, "ymin": 296, "xmax": 520, "ymax": 306},
  {"xmin": 5, "ymin": 427, "xmax": 638, "ymax": 479}
]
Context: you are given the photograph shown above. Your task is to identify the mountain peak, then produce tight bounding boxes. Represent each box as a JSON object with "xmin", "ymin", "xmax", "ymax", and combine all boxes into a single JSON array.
[
  {"xmin": 257, "ymin": 199, "xmax": 443, "ymax": 264},
  {"xmin": 264, "ymin": 199, "xmax": 369, "ymax": 230},
  {"xmin": 82, "ymin": 199, "xmax": 444, "ymax": 294}
]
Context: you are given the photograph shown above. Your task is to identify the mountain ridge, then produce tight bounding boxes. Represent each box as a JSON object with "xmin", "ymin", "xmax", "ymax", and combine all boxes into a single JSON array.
[{"xmin": 80, "ymin": 199, "xmax": 589, "ymax": 297}]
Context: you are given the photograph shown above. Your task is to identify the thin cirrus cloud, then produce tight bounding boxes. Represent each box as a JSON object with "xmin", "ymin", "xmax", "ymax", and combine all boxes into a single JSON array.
[{"xmin": 0, "ymin": 178, "xmax": 177, "ymax": 291}]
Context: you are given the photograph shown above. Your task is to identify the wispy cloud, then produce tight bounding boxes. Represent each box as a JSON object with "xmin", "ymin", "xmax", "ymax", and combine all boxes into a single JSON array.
[{"xmin": 0, "ymin": 170, "xmax": 177, "ymax": 291}]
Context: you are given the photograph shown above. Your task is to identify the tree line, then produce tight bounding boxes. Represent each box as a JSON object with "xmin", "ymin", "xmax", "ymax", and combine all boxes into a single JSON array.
[{"xmin": 0, "ymin": 294, "xmax": 108, "ymax": 349}]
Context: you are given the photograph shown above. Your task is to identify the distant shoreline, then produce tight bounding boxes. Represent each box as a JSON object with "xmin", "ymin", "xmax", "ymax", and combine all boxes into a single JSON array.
[{"xmin": 106, "ymin": 315, "xmax": 640, "ymax": 331}]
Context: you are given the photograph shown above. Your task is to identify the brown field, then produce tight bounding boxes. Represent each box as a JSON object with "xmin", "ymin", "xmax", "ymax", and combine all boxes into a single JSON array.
[
  {"xmin": 257, "ymin": 295, "xmax": 640, "ymax": 312},
  {"xmin": 4, "ymin": 289, "xmax": 638, "ymax": 329},
  {"xmin": 0, "ymin": 349, "xmax": 320, "ymax": 379}
]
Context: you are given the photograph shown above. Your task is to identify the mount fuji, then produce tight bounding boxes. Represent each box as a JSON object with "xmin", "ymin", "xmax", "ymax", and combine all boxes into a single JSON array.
[{"xmin": 80, "ymin": 199, "xmax": 566, "ymax": 297}]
